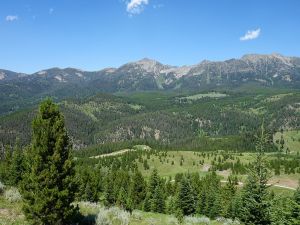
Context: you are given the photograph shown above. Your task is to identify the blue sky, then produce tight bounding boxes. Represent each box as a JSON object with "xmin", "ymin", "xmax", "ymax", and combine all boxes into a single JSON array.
[{"xmin": 0, "ymin": 0, "xmax": 299, "ymax": 73}]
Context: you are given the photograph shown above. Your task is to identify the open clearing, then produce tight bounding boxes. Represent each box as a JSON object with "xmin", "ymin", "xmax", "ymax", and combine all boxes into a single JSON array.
[
  {"xmin": 89, "ymin": 148, "xmax": 299, "ymax": 191},
  {"xmin": 274, "ymin": 130, "xmax": 300, "ymax": 154},
  {"xmin": 181, "ymin": 92, "xmax": 228, "ymax": 101}
]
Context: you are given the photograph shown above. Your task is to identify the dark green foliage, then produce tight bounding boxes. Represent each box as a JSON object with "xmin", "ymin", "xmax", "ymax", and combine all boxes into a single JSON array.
[
  {"xmin": 150, "ymin": 183, "xmax": 165, "ymax": 213},
  {"xmin": 0, "ymin": 145, "xmax": 13, "ymax": 182},
  {"xmin": 117, "ymin": 187, "xmax": 128, "ymax": 208},
  {"xmin": 196, "ymin": 172, "xmax": 222, "ymax": 218},
  {"xmin": 143, "ymin": 192, "xmax": 152, "ymax": 212},
  {"xmin": 8, "ymin": 140, "xmax": 25, "ymax": 186},
  {"xmin": 1, "ymin": 91, "xmax": 299, "ymax": 152},
  {"xmin": 0, "ymin": 106, "xmax": 297, "ymax": 224},
  {"xmin": 166, "ymin": 196, "xmax": 176, "ymax": 214},
  {"xmin": 239, "ymin": 124, "xmax": 272, "ymax": 225},
  {"xmin": 129, "ymin": 170, "xmax": 146, "ymax": 209},
  {"xmin": 270, "ymin": 196, "xmax": 299, "ymax": 225},
  {"xmin": 176, "ymin": 176, "xmax": 196, "ymax": 215},
  {"xmin": 219, "ymin": 175, "xmax": 237, "ymax": 217},
  {"xmin": 145, "ymin": 169, "xmax": 165, "ymax": 213},
  {"xmin": 20, "ymin": 99, "xmax": 79, "ymax": 225}
]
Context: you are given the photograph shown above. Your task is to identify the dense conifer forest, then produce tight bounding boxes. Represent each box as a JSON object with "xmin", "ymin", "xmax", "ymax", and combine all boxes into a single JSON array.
[{"xmin": 0, "ymin": 95, "xmax": 300, "ymax": 224}]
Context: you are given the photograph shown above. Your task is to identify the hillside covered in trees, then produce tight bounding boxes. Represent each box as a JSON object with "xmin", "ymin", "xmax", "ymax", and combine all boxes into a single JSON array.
[
  {"xmin": 0, "ymin": 98, "xmax": 300, "ymax": 224},
  {"xmin": 0, "ymin": 89, "xmax": 299, "ymax": 152}
]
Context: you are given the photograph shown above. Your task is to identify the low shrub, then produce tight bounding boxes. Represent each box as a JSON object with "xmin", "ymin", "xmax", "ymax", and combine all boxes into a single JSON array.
[
  {"xmin": 96, "ymin": 208, "xmax": 111, "ymax": 225},
  {"xmin": 216, "ymin": 217, "xmax": 241, "ymax": 225},
  {"xmin": 166, "ymin": 216, "xmax": 179, "ymax": 225},
  {"xmin": 131, "ymin": 210, "xmax": 143, "ymax": 220},
  {"xmin": 184, "ymin": 216, "xmax": 210, "ymax": 225},
  {"xmin": 4, "ymin": 187, "xmax": 22, "ymax": 203},
  {"xmin": 96, "ymin": 206, "xmax": 130, "ymax": 225}
]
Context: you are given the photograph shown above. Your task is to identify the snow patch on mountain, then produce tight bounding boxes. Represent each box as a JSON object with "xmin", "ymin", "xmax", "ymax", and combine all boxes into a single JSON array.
[
  {"xmin": 55, "ymin": 75, "xmax": 66, "ymax": 82},
  {"xmin": 0, "ymin": 72, "xmax": 5, "ymax": 80},
  {"xmin": 75, "ymin": 72, "xmax": 84, "ymax": 78},
  {"xmin": 37, "ymin": 71, "xmax": 47, "ymax": 76}
]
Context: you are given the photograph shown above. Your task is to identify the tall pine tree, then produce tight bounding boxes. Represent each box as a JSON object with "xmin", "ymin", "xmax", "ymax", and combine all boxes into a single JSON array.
[
  {"xmin": 150, "ymin": 183, "xmax": 165, "ymax": 213},
  {"xmin": 176, "ymin": 176, "xmax": 196, "ymax": 216},
  {"xmin": 9, "ymin": 139, "xmax": 25, "ymax": 186},
  {"xmin": 239, "ymin": 123, "xmax": 272, "ymax": 225},
  {"xmin": 20, "ymin": 99, "xmax": 79, "ymax": 225},
  {"xmin": 129, "ymin": 170, "xmax": 146, "ymax": 209}
]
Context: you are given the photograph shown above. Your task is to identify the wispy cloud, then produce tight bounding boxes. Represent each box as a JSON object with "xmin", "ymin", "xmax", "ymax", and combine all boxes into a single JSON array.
[
  {"xmin": 49, "ymin": 8, "xmax": 54, "ymax": 15},
  {"xmin": 240, "ymin": 28, "xmax": 261, "ymax": 41},
  {"xmin": 153, "ymin": 4, "xmax": 164, "ymax": 9},
  {"xmin": 5, "ymin": 15, "xmax": 18, "ymax": 22},
  {"xmin": 126, "ymin": 0, "xmax": 149, "ymax": 15}
]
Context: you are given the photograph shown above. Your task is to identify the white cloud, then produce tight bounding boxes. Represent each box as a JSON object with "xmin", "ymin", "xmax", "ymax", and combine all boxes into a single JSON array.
[
  {"xmin": 126, "ymin": 0, "xmax": 149, "ymax": 15},
  {"xmin": 5, "ymin": 15, "xmax": 18, "ymax": 22},
  {"xmin": 240, "ymin": 28, "xmax": 261, "ymax": 41},
  {"xmin": 49, "ymin": 8, "xmax": 54, "ymax": 15},
  {"xmin": 153, "ymin": 4, "xmax": 164, "ymax": 9}
]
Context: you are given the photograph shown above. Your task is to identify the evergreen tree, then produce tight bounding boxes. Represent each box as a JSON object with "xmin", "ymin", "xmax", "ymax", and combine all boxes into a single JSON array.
[
  {"xmin": 166, "ymin": 196, "xmax": 176, "ymax": 214},
  {"xmin": 149, "ymin": 168, "xmax": 159, "ymax": 195},
  {"xmin": 220, "ymin": 175, "xmax": 237, "ymax": 217},
  {"xmin": 117, "ymin": 187, "xmax": 127, "ymax": 208},
  {"xmin": 209, "ymin": 190, "xmax": 222, "ymax": 219},
  {"xmin": 150, "ymin": 183, "xmax": 165, "ymax": 213},
  {"xmin": 129, "ymin": 170, "xmax": 146, "ymax": 209},
  {"xmin": 197, "ymin": 189, "xmax": 206, "ymax": 215},
  {"xmin": 84, "ymin": 183, "xmax": 93, "ymax": 202},
  {"xmin": 103, "ymin": 172, "xmax": 115, "ymax": 205},
  {"xmin": 146, "ymin": 169, "xmax": 166, "ymax": 213},
  {"xmin": 239, "ymin": 124, "xmax": 272, "ymax": 225},
  {"xmin": 279, "ymin": 135, "xmax": 285, "ymax": 154},
  {"xmin": 0, "ymin": 145, "xmax": 12, "ymax": 183},
  {"xmin": 270, "ymin": 196, "xmax": 299, "ymax": 225},
  {"xmin": 20, "ymin": 99, "xmax": 79, "ymax": 225},
  {"xmin": 227, "ymin": 191, "xmax": 243, "ymax": 219},
  {"xmin": 176, "ymin": 176, "xmax": 196, "ymax": 215},
  {"xmin": 143, "ymin": 192, "xmax": 152, "ymax": 212},
  {"xmin": 9, "ymin": 139, "xmax": 25, "ymax": 186}
]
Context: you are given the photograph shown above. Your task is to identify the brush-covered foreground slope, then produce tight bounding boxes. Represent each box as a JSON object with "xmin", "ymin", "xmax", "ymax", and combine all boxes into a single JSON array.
[
  {"xmin": 1, "ymin": 53, "xmax": 300, "ymax": 115},
  {"xmin": 0, "ymin": 90, "xmax": 299, "ymax": 150},
  {"xmin": 0, "ymin": 196, "xmax": 232, "ymax": 225}
]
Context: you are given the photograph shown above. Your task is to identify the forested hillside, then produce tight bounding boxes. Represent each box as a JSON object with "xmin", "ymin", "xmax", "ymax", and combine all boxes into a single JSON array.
[{"xmin": 1, "ymin": 90, "xmax": 299, "ymax": 151}]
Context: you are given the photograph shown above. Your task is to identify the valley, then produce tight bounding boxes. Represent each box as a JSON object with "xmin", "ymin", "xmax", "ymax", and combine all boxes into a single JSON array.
[{"xmin": 1, "ymin": 87, "xmax": 300, "ymax": 225}]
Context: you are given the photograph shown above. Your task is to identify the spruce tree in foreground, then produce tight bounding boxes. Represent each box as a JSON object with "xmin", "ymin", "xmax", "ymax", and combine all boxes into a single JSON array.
[
  {"xmin": 20, "ymin": 99, "xmax": 79, "ymax": 225},
  {"xmin": 176, "ymin": 176, "xmax": 196, "ymax": 216},
  {"xmin": 9, "ymin": 139, "xmax": 25, "ymax": 186},
  {"xmin": 239, "ymin": 124, "xmax": 272, "ymax": 225}
]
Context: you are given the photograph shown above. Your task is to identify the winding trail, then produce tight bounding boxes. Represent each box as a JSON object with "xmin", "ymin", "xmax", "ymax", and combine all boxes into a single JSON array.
[{"xmin": 90, "ymin": 149, "xmax": 135, "ymax": 159}]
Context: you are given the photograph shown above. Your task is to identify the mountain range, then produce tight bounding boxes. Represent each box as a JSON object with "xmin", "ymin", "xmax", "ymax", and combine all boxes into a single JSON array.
[{"xmin": 1, "ymin": 53, "xmax": 300, "ymax": 115}]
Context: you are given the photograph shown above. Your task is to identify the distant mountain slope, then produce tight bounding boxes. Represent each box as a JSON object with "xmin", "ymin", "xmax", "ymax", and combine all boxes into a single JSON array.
[
  {"xmin": 0, "ymin": 91, "xmax": 299, "ymax": 149},
  {"xmin": 1, "ymin": 53, "xmax": 300, "ymax": 115}
]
